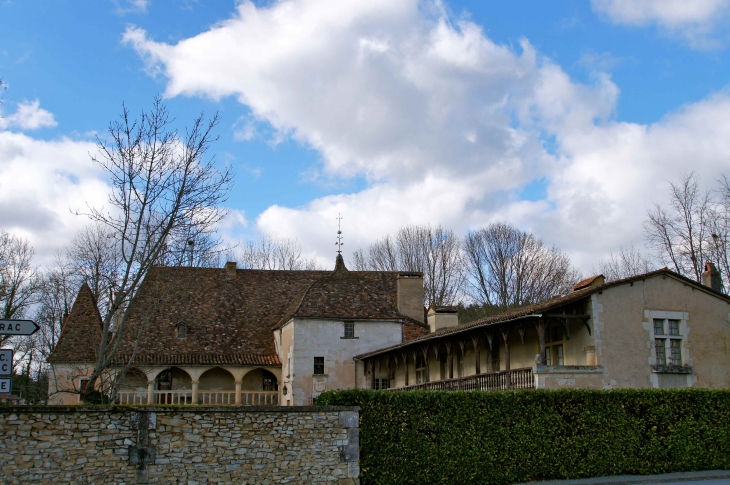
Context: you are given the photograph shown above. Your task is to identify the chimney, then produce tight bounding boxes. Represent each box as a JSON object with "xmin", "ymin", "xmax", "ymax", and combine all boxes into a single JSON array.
[
  {"xmin": 225, "ymin": 261, "xmax": 238, "ymax": 279},
  {"xmin": 701, "ymin": 262, "xmax": 722, "ymax": 292},
  {"xmin": 397, "ymin": 273, "xmax": 424, "ymax": 323},
  {"xmin": 427, "ymin": 305, "xmax": 459, "ymax": 333}
]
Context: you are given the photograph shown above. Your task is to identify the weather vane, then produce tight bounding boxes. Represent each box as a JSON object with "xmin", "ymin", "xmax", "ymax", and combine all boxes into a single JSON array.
[{"xmin": 335, "ymin": 213, "xmax": 344, "ymax": 254}]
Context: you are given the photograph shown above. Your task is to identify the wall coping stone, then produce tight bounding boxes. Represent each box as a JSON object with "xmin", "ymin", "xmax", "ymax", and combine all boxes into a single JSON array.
[
  {"xmin": 533, "ymin": 365, "xmax": 606, "ymax": 375},
  {"xmin": 0, "ymin": 405, "xmax": 360, "ymax": 413}
]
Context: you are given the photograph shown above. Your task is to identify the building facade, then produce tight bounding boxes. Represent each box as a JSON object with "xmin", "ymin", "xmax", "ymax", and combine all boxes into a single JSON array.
[
  {"xmin": 47, "ymin": 256, "xmax": 427, "ymax": 405},
  {"xmin": 357, "ymin": 267, "xmax": 730, "ymax": 392}
]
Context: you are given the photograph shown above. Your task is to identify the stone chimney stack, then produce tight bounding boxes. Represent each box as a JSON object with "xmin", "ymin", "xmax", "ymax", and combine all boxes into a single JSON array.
[
  {"xmin": 427, "ymin": 306, "xmax": 459, "ymax": 333},
  {"xmin": 225, "ymin": 261, "xmax": 238, "ymax": 279},
  {"xmin": 701, "ymin": 262, "xmax": 722, "ymax": 292}
]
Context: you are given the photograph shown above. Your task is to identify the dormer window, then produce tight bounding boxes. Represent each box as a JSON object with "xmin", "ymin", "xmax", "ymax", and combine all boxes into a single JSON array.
[{"xmin": 176, "ymin": 323, "xmax": 187, "ymax": 339}]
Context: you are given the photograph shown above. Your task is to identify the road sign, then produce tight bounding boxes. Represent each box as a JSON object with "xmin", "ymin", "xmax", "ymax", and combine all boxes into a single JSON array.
[
  {"xmin": 0, "ymin": 377, "xmax": 11, "ymax": 394},
  {"xmin": 0, "ymin": 319, "xmax": 39, "ymax": 336},
  {"xmin": 0, "ymin": 349, "xmax": 12, "ymax": 376}
]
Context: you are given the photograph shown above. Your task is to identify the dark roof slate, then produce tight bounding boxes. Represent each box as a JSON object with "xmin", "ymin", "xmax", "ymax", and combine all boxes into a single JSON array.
[
  {"xmin": 273, "ymin": 257, "xmax": 414, "ymax": 329},
  {"xmin": 48, "ymin": 283, "xmax": 102, "ymax": 363}
]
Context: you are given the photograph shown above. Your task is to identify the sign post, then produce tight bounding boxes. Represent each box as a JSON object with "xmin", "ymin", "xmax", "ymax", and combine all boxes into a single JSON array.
[
  {"xmin": 0, "ymin": 349, "xmax": 12, "ymax": 376},
  {"xmin": 0, "ymin": 319, "xmax": 39, "ymax": 336}
]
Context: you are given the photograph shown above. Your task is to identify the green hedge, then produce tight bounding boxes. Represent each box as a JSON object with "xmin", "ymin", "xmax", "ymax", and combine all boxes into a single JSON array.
[{"xmin": 316, "ymin": 388, "xmax": 730, "ymax": 485}]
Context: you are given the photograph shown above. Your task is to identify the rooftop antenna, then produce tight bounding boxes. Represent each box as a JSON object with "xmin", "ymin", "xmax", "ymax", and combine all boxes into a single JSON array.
[{"xmin": 335, "ymin": 213, "xmax": 344, "ymax": 255}]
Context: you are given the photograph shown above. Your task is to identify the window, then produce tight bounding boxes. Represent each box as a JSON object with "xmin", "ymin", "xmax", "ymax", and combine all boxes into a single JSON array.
[
  {"xmin": 263, "ymin": 376, "xmax": 278, "ymax": 391},
  {"xmin": 415, "ymin": 354, "xmax": 426, "ymax": 384},
  {"xmin": 545, "ymin": 326, "xmax": 564, "ymax": 366},
  {"xmin": 313, "ymin": 357, "xmax": 325, "ymax": 375},
  {"xmin": 374, "ymin": 377, "xmax": 389, "ymax": 390},
  {"xmin": 79, "ymin": 378, "xmax": 90, "ymax": 393},
  {"xmin": 653, "ymin": 318, "xmax": 682, "ymax": 366},
  {"xmin": 176, "ymin": 323, "xmax": 187, "ymax": 339},
  {"xmin": 343, "ymin": 321, "xmax": 355, "ymax": 338}
]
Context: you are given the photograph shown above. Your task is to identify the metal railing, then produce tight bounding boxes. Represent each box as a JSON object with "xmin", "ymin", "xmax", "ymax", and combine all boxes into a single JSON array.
[{"xmin": 391, "ymin": 368, "xmax": 534, "ymax": 392}]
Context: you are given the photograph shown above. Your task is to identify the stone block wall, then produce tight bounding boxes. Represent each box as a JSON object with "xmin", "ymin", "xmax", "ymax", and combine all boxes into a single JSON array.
[{"xmin": 0, "ymin": 405, "xmax": 360, "ymax": 485}]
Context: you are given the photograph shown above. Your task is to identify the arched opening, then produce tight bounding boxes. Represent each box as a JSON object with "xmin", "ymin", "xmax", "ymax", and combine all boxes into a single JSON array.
[
  {"xmin": 117, "ymin": 368, "xmax": 147, "ymax": 404},
  {"xmin": 199, "ymin": 367, "xmax": 235, "ymax": 391},
  {"xmin": 241, "ymin": 368, "xmax": 279, "ymax": 391},
  {"xmin": 155, "ymin": 367, "xmax": 192, "ymax": 404},
  {"xmin": 198, "ymin": 367, "xmax": 236, "ymax": 405}
]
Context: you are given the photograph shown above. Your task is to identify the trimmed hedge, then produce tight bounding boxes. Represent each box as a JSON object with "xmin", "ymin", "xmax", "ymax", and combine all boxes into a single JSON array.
[{"xmin": 316, "ymin": 388, "xmax": 730, "ymax": 485}]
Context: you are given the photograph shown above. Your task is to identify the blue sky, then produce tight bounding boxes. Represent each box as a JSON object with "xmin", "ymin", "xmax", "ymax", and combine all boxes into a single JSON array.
[{"xmin": 2, "ymin": 0, "xmax": 730, "ymax": 270}]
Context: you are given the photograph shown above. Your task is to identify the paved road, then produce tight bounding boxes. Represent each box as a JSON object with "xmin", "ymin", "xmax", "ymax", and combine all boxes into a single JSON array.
[{"xmin": 520, "ymin": 470, "xmax": 730, "ymax": 485}]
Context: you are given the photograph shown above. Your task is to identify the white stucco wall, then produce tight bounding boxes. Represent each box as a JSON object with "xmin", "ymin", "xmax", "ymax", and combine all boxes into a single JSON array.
[{"xmin": 280, "ymin": 318, "xmax": 403, "ymax": 405}]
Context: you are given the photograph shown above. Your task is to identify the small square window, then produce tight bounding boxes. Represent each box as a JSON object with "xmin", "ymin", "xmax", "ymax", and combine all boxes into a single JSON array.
[
  {"xmin": 653, "ymin": 319, "xmax": 665, "ymax": 336},
  {"xmin": 343, "ymin": 321, "xmax": 354, "ymax": 338},
  {"xmin": 313, "ymin": 357, "xmax": 325, "ymax": 375}
]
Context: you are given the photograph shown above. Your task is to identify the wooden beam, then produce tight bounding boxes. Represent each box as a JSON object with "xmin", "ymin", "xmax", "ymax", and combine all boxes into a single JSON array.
[
  {"xmin": 471, "ymin": 335, "xmax": 480, "ymax": 375},
  {"xmin": 517, "ymin": 323, "xmax": 526, "ymax": 345},
  {"xmin": 536, "ymin": 319, "xmax": 546, "ymax": 365},
  {"xmin": 500, "ymin": 327, "xmax": 510, "ymax": 372},
  {"xmin": 445, "ymin": 342, "xmax": 453, "ymax": 379}
]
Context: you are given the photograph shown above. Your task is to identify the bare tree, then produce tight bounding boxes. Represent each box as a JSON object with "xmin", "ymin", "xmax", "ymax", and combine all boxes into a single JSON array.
[
  {"xmin": 645, "ymin": 172, "xmax": 713, "ymax": 282},
  {"xmin": 65, "ymin": 222, "xmax": 121, "ymax": 315},
  {"xmin": 463, "ymin": 222, "xmax": 580, "ymax": 312},
  {"xmin": 33, "ymin": 254, "xmax": 78, "ymax": 363},
  {"xmin": 155, "ymin": 222, "xmax": 228, "ymax": 268},
  {"xmin": 708, "ymin": 174, "xmax": 730, "ymax": 290},
  {"xmin": 354, "ymin": 225, "xmax": 464, "ymax": 307},
  {"xmin": 237, "ymin": 235, "xmax": 320, "ymax": 270},
  {"xmin": 594, "ymin": 244, "xmax": 652, "ymax": 282},
  {"xmin": 77, "ymin": 97, "xmax": 233, "ymax": 400},
  {"xmin": 0, "ymin": 231, "xmax": 42, "ymax": 346}
]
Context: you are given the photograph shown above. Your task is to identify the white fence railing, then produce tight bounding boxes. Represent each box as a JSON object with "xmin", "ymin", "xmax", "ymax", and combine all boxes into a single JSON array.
[
  {"xmin": 197, "ymin": 391, "xmax": 236, "ymax": 405},
  {"xmin": 115, "ymin": 390, "xmax": 279, "ymax": 405}
]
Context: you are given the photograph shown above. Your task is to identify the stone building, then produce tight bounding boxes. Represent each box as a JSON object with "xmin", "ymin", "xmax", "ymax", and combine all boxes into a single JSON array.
[
  {"xmin": 357, "ymin": 264, "xmax": 730, "ymax": 391},
  {"xmin": 47, "ymin": 255, "xmax": 427, "ymax": 405},
  {"xmin": 48, "ymin": 258, "xmax": 730, "ymax": 406}
]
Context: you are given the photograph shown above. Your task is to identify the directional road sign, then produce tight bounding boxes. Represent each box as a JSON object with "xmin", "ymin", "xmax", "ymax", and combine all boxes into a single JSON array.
[
  {"xmin": 0, "ymin": 319, "xmax": 39, "ymax": 336},
  {"xmin": 0, "ymin": 377, "xmax": 11, "ymax": 394},
  {"xmin": 0, "ymin": 349, "xmax": 12, "ymax": 376}
]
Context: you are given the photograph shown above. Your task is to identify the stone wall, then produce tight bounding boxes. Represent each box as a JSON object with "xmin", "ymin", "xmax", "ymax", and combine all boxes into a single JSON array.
[{"xmin": 0, "ymin": 405, "xmax": 360, "ymax": 485}]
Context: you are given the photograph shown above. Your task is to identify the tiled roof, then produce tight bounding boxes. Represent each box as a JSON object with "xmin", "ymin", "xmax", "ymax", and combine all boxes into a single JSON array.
[
  {"xmin": 48, "ymin": 283, "xmax": 102, "ymax": 362},
  {"xmin": 50, "ymin": 259, "xmax": 422, "ymax": 366},
  {"xmin": 50, "ymin": 266, "xmax": 328, "ymax": 366},
  {"xmin": 110, "ymin": 353, "xmax": 281, "ymax": 366},
  {"xmin": 355, "ymin": 268, "xmax": 729, "ymax": 360},
  {"xmin": 273, "ymin": 255, "xmax": 417, "ymax": 329},
  {"xmin": 572, "ymin": 274, "xmax": 604, "ymax": 291}
]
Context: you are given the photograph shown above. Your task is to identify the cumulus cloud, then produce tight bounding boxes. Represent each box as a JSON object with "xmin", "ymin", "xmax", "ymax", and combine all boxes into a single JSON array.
[
  {"xmin": 0, "ymin": 100, "xmax": 58, "ymax": 130},
  {"xmin": 123, "ymin": 0, "xmax": 730, "ymax": 271},
  {"xmin": 591, "ymin": 0, "xmax": 730, "ymax": 48},
  {"xmin": 0, "ymin": 131, "xmax": 111, "ymax": 265}
]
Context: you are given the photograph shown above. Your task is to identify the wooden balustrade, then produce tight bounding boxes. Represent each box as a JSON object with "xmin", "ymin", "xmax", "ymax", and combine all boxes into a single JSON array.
[{"xmin": 391, "ymin": 368, "xmax": 535, "ymax": 392}]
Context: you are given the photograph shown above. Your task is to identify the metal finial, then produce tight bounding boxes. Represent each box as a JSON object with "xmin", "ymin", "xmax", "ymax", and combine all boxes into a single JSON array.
[{"xmin": 336, "ymin": 213, "xmax": 344, "ymax": 254}]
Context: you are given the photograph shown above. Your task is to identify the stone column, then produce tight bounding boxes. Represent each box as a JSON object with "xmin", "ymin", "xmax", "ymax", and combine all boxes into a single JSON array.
[
  {"xmin": 192, "ymin": 380, "xmax": 199, "ymax": 405},
  {"xmin": 146, "ymin": 380, "xmax": 155, "ymax": 405},
  {"xmin": 235, "ymin": 381, "xmax": 242, "ymax": 405}
]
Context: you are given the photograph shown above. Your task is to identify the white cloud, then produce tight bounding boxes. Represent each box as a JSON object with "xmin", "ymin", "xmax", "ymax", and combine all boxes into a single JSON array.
[
  {"xmin": 591, "ymin": 0, "xmax": 730, "ymax": 48},
  {"xmin": 124, "ymin": 0, "xmax": 730, "ymax": 272},
  {"xmin": 0, "ymin": 100, "xmax": 58, "ymax": 130},
  {"xmin": 113, "ymin": 0, "xmax": 150, "ymax": 15},
  {"xmin": 0, "ymin": 131, "xmax": 110, "ymax": 265}
]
